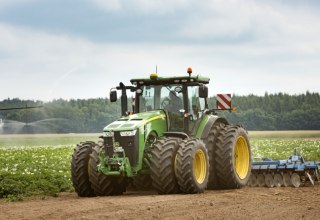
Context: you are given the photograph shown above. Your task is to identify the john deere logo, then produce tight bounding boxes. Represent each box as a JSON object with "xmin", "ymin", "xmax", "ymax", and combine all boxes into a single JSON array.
[{"xmin": 114, "ymin": 142, "xmax": 120, "ymax": 147}]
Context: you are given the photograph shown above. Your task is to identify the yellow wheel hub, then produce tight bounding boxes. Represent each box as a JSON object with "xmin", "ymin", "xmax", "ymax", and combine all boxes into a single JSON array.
[
  {"xmin": 234, "ymin": 136, "xmax": 250, "ymax": 179},
  {"xmin": 193, "ymin": 149, "xmax": 207, "ymax": 184}
]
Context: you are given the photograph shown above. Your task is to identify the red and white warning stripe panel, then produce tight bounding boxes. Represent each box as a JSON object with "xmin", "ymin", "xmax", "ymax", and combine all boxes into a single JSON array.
[{"xmin": 216, "ymin": 94, "xmax": 232, "ymax": 110}]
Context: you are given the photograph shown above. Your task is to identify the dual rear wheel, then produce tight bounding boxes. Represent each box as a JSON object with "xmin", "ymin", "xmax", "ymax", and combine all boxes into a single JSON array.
[{"xmin": 150, "ymin": 124, "xmax": 252, "ymax": 194}]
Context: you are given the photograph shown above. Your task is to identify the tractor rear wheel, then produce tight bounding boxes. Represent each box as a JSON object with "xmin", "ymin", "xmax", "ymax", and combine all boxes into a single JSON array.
[
  {"xmin": 204, "ymin": 122, "xmax": 226, "ymax": 189},
  {"xmin": 215, "ymin": 125, "xmax": 251, "ymax": 189},
  {"xmin": 89, "ymin": 145, "xmax": 125, "ymax": 196},
  {"xmin": 150, "ymin": 137, "xmax": 181, "ymax": 194},
  {"xmin": 71, "ymin": 141, "xmax": 96, "ymax": 197},
  {"xmin": 176, "ymin": 138, "xmax": 209, "ymax": 193}
]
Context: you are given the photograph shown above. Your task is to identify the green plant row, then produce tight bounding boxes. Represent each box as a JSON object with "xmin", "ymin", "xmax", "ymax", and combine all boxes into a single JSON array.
[{"xmin": 1, "ymin": 138, "xmax": 319, "ymax": 201}]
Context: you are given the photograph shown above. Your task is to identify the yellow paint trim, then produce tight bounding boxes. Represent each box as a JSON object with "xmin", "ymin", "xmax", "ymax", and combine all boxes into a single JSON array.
[{"xmin": 139, "ymin": 115, "xmax": 162, "ymax": 127}]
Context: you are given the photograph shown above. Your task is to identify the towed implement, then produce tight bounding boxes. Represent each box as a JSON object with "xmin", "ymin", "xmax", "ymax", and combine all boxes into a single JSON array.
[
  {"xmin": 71, "ymin": 68, "xmax": 252, "ymax": 196},
  {"xmin": 248, "ymin": 149, "xmax": 320, "ymax": 188}
]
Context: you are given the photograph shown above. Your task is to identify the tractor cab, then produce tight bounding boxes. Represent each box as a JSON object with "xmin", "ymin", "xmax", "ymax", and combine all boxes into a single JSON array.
[{"xmin": 110, "ymin": 68, "xmax": 210, "ymax": 136}]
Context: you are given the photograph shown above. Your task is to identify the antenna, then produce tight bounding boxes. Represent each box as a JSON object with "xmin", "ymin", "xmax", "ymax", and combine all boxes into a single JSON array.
[{"xmin": 156, "ymin": 65, "xmax": 158, "ymax": 74}]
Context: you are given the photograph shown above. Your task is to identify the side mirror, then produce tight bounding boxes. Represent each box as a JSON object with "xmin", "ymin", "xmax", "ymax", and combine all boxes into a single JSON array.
[
  {"xmin": 199, "ymin": 85, "xmax": 208, "ymax": 98},
  {"xmin": 110, "ymin": 89, "xmax": 117, "ymax": 102}
]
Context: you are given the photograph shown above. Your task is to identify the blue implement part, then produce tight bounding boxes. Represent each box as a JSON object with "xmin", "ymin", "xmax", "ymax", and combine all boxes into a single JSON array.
[{"xmin": 250, "ymin": 149, "xmax": 320, "ymax": 187}]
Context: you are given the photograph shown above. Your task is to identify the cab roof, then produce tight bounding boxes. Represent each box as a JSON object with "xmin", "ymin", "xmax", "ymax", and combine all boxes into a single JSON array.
[{"xmin": 130, "ymin": 74, "xmax": 210, "ymax": 86}]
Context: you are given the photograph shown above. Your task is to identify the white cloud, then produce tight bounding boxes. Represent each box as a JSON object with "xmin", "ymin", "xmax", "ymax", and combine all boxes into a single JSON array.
[
  {"xmin": 0, "ymin": 0, "xmax": 37, "ymax": 11},
  {"xmin": 89, "ymin": 0, "xmax": 190, "ymax": 14},
  {"xmin": 1, "ymin": 1, "xmax": 320, "ymax": 100}
]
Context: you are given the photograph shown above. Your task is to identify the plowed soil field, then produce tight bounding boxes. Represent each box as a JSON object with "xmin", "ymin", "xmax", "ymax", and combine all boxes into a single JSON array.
[{"xmin": 1, "ymin": 186, "xmax": 319, "ymax": 220}]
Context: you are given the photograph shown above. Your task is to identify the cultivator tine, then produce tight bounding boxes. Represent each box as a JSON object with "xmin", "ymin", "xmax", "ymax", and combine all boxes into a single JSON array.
[{"xmin": 305, "ymin": 171, "xmax": 314, "ymax": 186}]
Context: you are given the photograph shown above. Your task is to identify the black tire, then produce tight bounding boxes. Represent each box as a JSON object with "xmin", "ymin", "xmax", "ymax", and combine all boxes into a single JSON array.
[
  {"xmin": 203, "ymin": 122, "xmax": 226, "ymax": 189},
  {"xmin": 71, "ymin": 141, "xmax": 96, "ymax": 197},
  {"xmin": 215, "ymin": 125, "xmax": 252, "ymax": 189},
  {"xmin": 176, "ymin": 138, "xmax": 209, "ymax": 194},
  {"xmin": 150, "ymin": 137, "xmax": 181, "ymax": 194},
  {"xmin": 89, "ymin": 146, "xmax": 125, "ymax": 196},
  {"xmin": 132, "ymin": 174, "xmax": 153, "ymax": 190}
]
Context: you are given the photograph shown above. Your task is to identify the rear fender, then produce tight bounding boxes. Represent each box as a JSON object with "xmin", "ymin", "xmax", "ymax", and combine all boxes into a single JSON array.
[{"xmin": 196, "ymin": 115, "xmax": 229, "ymax": 139}]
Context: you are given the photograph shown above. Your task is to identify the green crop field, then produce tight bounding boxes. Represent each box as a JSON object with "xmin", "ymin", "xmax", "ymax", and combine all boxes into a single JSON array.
[{"xmin": 0, "ymin": 131, "xmax": 320, "ymax": 201}]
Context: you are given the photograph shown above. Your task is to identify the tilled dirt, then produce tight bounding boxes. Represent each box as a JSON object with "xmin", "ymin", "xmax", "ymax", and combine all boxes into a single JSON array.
[{"xmin": 1, "ymin": 186, "xmax": 320, "ymax": 220}]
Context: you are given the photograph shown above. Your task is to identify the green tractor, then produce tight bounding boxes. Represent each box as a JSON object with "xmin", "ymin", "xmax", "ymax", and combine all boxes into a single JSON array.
[{"xmin": 71, "ymin": 68, "xmax": 252, "ymax": 196}]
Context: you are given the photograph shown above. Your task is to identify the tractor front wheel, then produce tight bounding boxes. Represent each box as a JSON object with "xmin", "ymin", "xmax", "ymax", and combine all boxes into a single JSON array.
[{"xmin": 71, "ymin": 141, "xmax": 96, "ymax": 197}]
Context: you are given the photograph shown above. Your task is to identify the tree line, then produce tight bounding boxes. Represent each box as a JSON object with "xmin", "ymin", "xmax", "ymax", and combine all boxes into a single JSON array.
[{"xmin": 0, "ymin": 92, "xmax": 319, "ymax": 133}]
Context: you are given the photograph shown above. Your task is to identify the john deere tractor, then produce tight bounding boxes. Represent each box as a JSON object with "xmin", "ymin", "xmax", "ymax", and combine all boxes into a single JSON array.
[{"xmin": 71, "ymin": 68, "xmax": 251, "ymax": 196}]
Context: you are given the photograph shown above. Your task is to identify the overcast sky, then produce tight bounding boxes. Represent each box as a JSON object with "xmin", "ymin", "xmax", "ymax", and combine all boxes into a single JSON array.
[{"xmin": 0, "ymin": 0, "xmax": 319, "ymax": 101}]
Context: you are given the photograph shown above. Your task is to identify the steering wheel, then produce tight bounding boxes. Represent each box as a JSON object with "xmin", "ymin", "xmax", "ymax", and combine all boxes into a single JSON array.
[{"xmin": 161, "ymin": 97, "xmax": 171, "ymax": 110}]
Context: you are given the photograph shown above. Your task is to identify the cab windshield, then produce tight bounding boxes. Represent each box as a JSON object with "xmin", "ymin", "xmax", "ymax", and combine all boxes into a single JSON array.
[{"xmin": 138, "ymin": 85, "xmax": 183, "ymax": 113}]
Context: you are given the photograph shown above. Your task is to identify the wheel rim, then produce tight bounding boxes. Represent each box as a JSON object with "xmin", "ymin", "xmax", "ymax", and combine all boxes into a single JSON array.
[
  {"xmin": 193, "ymin": 149, "xmax": 207, "ymax": 184},
  {"xmin": 234, "ymin": 136, "xmax": 250, "ymax": 179}
]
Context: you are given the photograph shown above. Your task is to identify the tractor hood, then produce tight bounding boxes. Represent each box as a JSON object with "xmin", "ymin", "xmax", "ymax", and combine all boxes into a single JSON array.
[{"xmin": 103, "ymin": 110, "xmax": 166, "ymax": 132}]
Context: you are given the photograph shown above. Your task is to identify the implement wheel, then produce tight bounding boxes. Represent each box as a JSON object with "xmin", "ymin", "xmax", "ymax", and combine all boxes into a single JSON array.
[
  {"xmin": 71, "ymin": 141, "xmax": 96, "ymax": 197},
  {"xmin": 176, "ymin": 138, "xmax": 209, "ymax": 193},
  {"xmin": 89, "ymin": 146, "xmax": 125, "ymax": 196},
  {"xmin": 150, "ymin": 137, "xmax": 181, "ymax": 194},
  {"xmin": 215, "ymin": 125, "xmax": 251, "ymax": 189}
]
